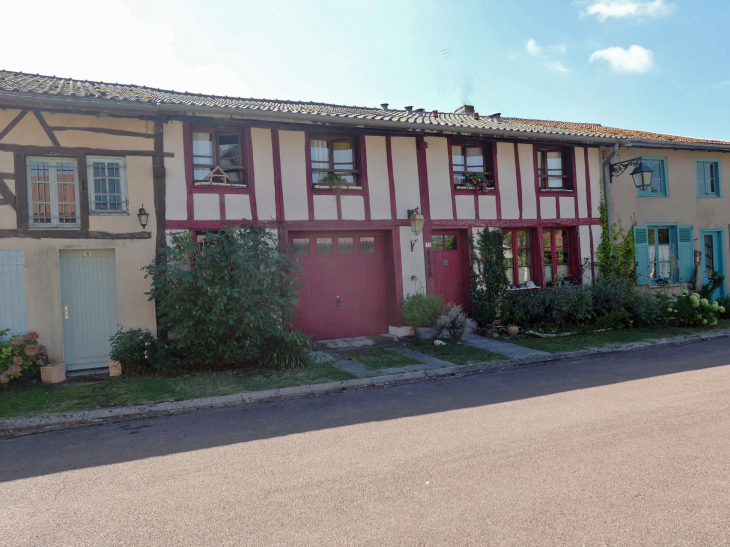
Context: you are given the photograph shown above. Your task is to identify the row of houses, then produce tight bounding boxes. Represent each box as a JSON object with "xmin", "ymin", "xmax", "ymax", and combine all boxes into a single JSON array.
[{"xmin": 1, "ymin": 70, "xmax": 728, "ymax": 373}]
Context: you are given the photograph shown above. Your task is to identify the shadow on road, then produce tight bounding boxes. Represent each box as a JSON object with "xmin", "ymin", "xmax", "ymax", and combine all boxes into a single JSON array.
[{"xmin": 1, "ymin": 338, "xmax": 727, "ymax": 483}]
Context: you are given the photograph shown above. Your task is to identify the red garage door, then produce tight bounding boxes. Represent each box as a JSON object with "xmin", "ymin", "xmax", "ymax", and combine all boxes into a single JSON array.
[{"xmin": 290, "ymin": 232, "xmax": 389, "ymax": 340}]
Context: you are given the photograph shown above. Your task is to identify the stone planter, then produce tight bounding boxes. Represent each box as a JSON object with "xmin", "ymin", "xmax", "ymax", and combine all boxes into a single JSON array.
[
  {"xmin": 109, "ymin": 360, "xmax": 123, "ymax": 377},
  {"xmin": 415, "ymin": 327, "xmax": 438, "ymax": 340},
  {"xmin": 506, "ymin": 325, "xmax": 519, "ymax": 337},
  {"xmin": 40, "ymin": 363, "xmax": 66, "ymax": 384}
]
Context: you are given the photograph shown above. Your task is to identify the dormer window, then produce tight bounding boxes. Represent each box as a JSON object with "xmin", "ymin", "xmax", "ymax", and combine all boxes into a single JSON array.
[
  {"xmin": 192, "ymin": 130, "xmax": 246, "ymax": 186},
  {"xmin": 451, "ymin": 143, "xmax": 494, "ymax": 188}
]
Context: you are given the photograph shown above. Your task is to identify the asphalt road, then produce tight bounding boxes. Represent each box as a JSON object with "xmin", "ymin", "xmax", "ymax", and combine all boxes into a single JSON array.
[{"xmin": 2, "ymin": 339, "xmax": 730, "ymax": 546}]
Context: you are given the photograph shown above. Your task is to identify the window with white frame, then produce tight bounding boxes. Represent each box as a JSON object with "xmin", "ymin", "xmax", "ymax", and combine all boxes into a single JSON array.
[
  {"xmin": 27, "ymin": 157, "xmax": 80, "ymax": 228},
  {"xmin": 87, "ymin": 156, "xmax": 128, "ymax": 213}
]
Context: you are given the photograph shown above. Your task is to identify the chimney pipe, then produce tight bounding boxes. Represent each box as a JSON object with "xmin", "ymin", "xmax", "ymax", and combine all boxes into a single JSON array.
[
  {"xmin": 380, "ymin": 103, "xmax": 389, "ymax": 111},
  {"xmin": 455, "ymin": 104, "xmax": 475, "ymax": 115},
  {"xmin": 414, "ymin": 108, "xmax": 425, "ymax": 116},
  {"xmin": 404, "ymin": 105, "xmax": 413, "ymax": 114}
]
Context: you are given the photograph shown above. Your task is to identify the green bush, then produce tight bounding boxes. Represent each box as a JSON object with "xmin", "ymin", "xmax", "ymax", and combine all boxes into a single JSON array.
[
  {"xmin": 145, "ymin": 225, "xmax": 300, "ymax": 365},
  {"xmin": 714, "ymin": 295, "xmax": 730, "ymax": 318},
  {"xmin": 469, "ymin": 229, "xmax": 510, "ymax": 327},
  {"xmin": 435, "ymin": 304, "xmax": 467, "ymax": 344},
  {"xmin": 400, "ymin": 293, "xmax": 444, "ymax": 327},
  {"xmin": 109, "ymin": 328, "xmax": 165, "ymax": 374},
  {"xmin": 0, "ymin": 330, "xmax": 47, "ymax": 385},
  {"xmin": 259, "ymin": 330, "xmax": 313, "ymax": 369},
  {"xmin": 667, "ymin": 290, "xmax": 723, "ymax": 327}
]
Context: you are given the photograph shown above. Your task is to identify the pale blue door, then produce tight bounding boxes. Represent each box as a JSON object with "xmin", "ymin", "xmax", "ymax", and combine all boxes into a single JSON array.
[
  {"xmin": 701, "ymin": 230, "xmax": 725, "ymax": 300},
  {"xmin": 60, "ymin": 249, "xmax": 119, "ymax": 373},
  {"xmin": 0, "ymin": 250, "xmax": 27, "ymax": 340}
]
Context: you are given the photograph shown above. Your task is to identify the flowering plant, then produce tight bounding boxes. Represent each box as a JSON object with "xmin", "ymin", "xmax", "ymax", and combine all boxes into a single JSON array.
[
  {"xmin": 463, "ymin": 173, "xmax": 493, "ymax": 194},
  {"xmin": 666, "ymin": 290, "xmax": 723, "ymax": 327},
  {"xmin": 0, "ymin": 329, "xmax": 46, "ymax": 385},
  {"xmin": 109, "ymin": 328, "xmax": 165, "ymax": 374}
]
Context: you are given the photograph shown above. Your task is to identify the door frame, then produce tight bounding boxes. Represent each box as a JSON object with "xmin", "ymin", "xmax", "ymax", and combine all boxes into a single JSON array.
[
  {"xmin": 430, "ymin": 228, "xmax": 471, "ymax": 312},
  {"xmin": 700, "ymin": 229, "xmax": 725, "ymax": 299}
]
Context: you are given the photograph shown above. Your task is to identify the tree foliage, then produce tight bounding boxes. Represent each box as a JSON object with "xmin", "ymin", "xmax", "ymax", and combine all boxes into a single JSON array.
[
  {"xmin": 596, "ymin": 202, "xmax": 636, "ymax": 282},
  {"xmin": 469, "ymin": 229, "xmax": 510, "ymax": 327}
]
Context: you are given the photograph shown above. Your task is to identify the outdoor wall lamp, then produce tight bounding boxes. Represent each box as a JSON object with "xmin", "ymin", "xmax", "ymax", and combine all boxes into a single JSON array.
[
  {"xmin": 137, "ymin": 205, "xmax": 150, "ymax": 229},
  {"xmin": 608, "ymin": 156, "xmax": 653, "ymax": 190},
  {"xmin": 408, "ymin": 206, "xmax": 425, "ymax": 236}
]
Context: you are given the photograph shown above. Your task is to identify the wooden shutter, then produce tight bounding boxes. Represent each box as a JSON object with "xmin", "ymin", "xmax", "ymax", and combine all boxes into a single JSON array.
[
  {"xmin": 633, "ymin": 226, "xmax": 650, "ymax": 285},
  {"xmin": 562, "ymin": 148, "xmax": 574, "ymax": 190},
  {"xmin": 0, "ymin": 250, "xmax": 27, "ymax": 339},
  {"xmin": 677, "ymin": 225, "xmax": 694, "ymax": 282}
]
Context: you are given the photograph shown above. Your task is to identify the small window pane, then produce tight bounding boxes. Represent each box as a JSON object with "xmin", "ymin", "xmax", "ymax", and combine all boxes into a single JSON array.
[
  {"xmin": 544, "ymin": 265, "xmax": 554, "ymax": 282},
  {"xmin": 452, "ymin": 146, "xmax": 465, "ymax": 168},
  {"xmin": 360, "ymin": 236, "xmax": 375, "ymax": 254},
  {"xmin": 192, "ymin": 132, "xmax": 213, "ymax": 160},
  {"xmin": 556, "ymin": 249, "xmax": 569, "ymax": 264},
  {"xmin": 543, "ymin": 231, "xmax": 552, "ymax": 248},
  {"xmin": 465, "ymin": 147, "xmax": 484, "ymax": 172},
  {"xmin": 310, "ymin": 139, "xmax": 330, "ymax": 164},
  {"xmin": 444, "ymin": 235, "xmax": 457, "ymax": 250},
  {"xmin": 516, "ymin": 230, "xmax": 530, "ymax": 248},
  {"xmin": 338, "ymin": 237, "xmax": 354, "ymax": 255},
  {"xmin": 517, "ymin": 249, "xmax": 531, "ymax": 266},
  {"xmin": 316, "ymin": 238, "xmax": 332, "ymax": 255},
  {"xmin": 432, "ymin": 235, "xmax": 444, "ymax": 251},
  {"xmin": 333, "ymin": 141, "xmax": 353, "ymax": 165},
  {"xmin": 218, "ymin": 135, "xmax": 240, "ymax": 166},
  {"xmin": 557, "ymin": 265, "xmax": 570, "ymax": 278},
  {"xmin": 555, "ymin": 230, "xmax": 568, "ymax": 247},
  {"xmin": 544, "ymin": 250, "xmax": 553, "ymax": 265},
  {"xmin": 292, "ymin": 238, "xmax": 310, "ymax": 258},
  {"xmin": 658, "ymin": 228, "xmax": 670, "ymax": 245},
  {"xmin": 518, "ymin": 267, "xmax": 532, "ymax": 284},
  {"xmin": 506, "ymin": 267, "xmax": 514, "ymax": 284},
  {"xmin": 503, "ymin": 231, "xmax": 513, "ymax": 248}
]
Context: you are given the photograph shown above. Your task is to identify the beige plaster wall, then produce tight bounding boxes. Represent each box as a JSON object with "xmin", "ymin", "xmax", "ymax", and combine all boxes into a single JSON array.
[
  {"xmin": 164, "ymin": 120, "xmax": 188, "ymax": 221},
  {"xmin": 278, "ymin": 130, "xmax": 308, "ymax": 221},
  {"xmin": 455, "ymin": 195, "xmax": 475, "ymax": 219},
  {"xmin": 540, "ymin": 196, "xmax": 557, "ymax": 219},
  {"xmin": 340, "ymin": 195, "xmax": 365, "ymax": 220},
  {"xmin": 559, "ymin": 196, "xmax": 575, "ymax": 219},
  {"xmin": 574, "ymin": 147, "xmax": 589, "ymax": 218},
  {"xmin": 251, "ymin": 128, "xmax": 277, "ymax": 221},
  {"xmin": 517, "ymin": 143, "xmax": 537, "ymax": 219},
  {"xmin": 313, "ymin": 195, "xmax": 337, "ymax": 220},
  {"xmin": 225, "ymin": 194, "xmax": 252, "ymax": 221},
  {"xmin": 364, "ymin": 136, "xmax": 391, "ymax": 220},
  {"xmin": 390, "ymin": 137, "xmax": 420, "ymax": 219},
  {"xmin": 193, "ymin": 193, "xmax": 220, "ymax": 220},
  {"xmin": 496, "ymin": 142, "xmax": 519, "ymax": 220},
  {"xmin": 399, "ymin": 226, "xmax": 426, "ymax": 298},
  {"xmin": 479, "ymin": 195, "xmax": 498, "ymax": 219},
  {"xmin": 425, "ymin": 137, "xmax": 453, "ymax": 220},
  {"xmin": 587, "ymin": 148, "xmax": 602, "ymax": 218}
]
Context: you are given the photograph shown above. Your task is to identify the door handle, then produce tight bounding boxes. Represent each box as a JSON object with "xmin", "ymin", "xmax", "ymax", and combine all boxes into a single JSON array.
[
  {"xmin": 337, "ymin": 296, "xmax": 341, "ymax": 307},
  {"xmin": 64, "ymin": 306, "xmax": 70, "ymax": 319}
]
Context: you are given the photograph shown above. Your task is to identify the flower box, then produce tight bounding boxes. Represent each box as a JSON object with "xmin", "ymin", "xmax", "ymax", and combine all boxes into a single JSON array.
[
  {"xmin": 108, "ymin": 360, "xmax": 123, "ymax": 377},
  {"xmin": 40, "ymin": 363, "xmax": 66, "ymax": 384}
]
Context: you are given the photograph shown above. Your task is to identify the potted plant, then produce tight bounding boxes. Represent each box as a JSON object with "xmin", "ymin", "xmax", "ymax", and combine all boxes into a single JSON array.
[
  {"xmin": 464, "ymin": 173, "xmax": 493, "ymax": 194},
  {"xmin": 320, "ymin": 173, "xmax": 347, "ymax": 197},
  {"xmin": 400, "ymin": 293, "xmax": 445, "ymax": 339}
]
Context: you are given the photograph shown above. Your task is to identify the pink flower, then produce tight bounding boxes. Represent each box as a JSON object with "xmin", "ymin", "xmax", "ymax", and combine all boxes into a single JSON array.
[
  {"xmin": 0, "ymin": 374, "xmax": 8, "ymax": 384},
  {"xmin": 23, "ymin": 331, "xmax": 39, "ymax": 341},
  {"xmin": 7, "ymin": 365, "xmax": 20, "ymax": 375},
  {"xmin": 36, "ymin": 359, "xmax": 44, "ymax": 366},
  {"xmin": 25, "ymin": 345, "xmax": 39, "ymax": 356},
  {"xmin": 39, "ymin": 345, "xmax": 47, "ymax": 355},
  {"xmin": 13, "ymin": 356, "xmax": 22, "ymax": 366},
  {"xmin": 10, "ymin": 337, "xmax": 23, "ymax": 346}
]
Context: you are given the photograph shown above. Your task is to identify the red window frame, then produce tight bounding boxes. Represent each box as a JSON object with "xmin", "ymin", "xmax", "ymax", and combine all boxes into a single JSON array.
[
  {"xmin": 450, "ymin": 142, "xmax": 494, "ymax": 189},
  {"xmin": 537, "ymin": 146, "xmax": 573, "ymax": 191},
  {"xmin": 190, "ymin": 128, "xmax": 247, "ymax": 186},
  {"xmin": 308, "ymin": 136, "xmax": 361, "ymax": 188},
  {"xmin": 542, "ymin": 228, "xmax": 574, "ymax": 285},
  {"xmin": 503, "ymin": 229, "xmax": 535, "ymax": 287}
]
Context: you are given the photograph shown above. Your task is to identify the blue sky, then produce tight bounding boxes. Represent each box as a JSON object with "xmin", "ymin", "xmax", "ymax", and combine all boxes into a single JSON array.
[{"xmin": 2, "ymin": 0, "xmax": 729, "ymax": 140}]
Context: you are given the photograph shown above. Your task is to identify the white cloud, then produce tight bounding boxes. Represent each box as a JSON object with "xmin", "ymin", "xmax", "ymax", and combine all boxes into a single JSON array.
[
  {"xmin": 526, "ymin": 38, "xmax": 542, "ymax": 55},
  {"xmin": 715, "ymin": 81, "xmax": 730, "ymax": 89},
  {"xmin": 582, "ymin": 0, "xmax": 674, "ymax": 21},
  {"xmin": 551, "ymin": 44, "xmax": 567, "ymax": 54},
  {"xmin": 546, "ymin": 61, "xmax": 570, "ymax": 73},
  {"xmin": 589, "ymin": 45, "xmax": 655, "ymax": 73}
]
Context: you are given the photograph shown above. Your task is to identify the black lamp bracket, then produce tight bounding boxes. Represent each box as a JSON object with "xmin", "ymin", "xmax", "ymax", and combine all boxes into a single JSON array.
[
  {"xmin": 609, "ymin": 157, "xmax": 643, "ymax": 183},
  {"xmin": 407, "ymin": 206, "xmax": 420, "ymax": 218}
]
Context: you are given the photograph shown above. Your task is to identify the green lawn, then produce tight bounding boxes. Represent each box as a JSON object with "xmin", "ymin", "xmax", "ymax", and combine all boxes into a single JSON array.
[
  {"xmin": 506, "ymin": 319, "xmax": 730, "ymax": 354},
  {"xmin": 408, "ymin": 343, "xmax": 509, "ymax": 366},
  {"xmin": 0, "ymin": 363, "xmax": 356, "ymax": 421},
  {"xmin": 343, "ymin": 347, "xmax": 423, "ymax": 370}
]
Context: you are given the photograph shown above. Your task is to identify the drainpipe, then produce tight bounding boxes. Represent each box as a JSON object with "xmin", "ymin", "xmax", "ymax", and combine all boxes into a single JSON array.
[{"xmin": 602, "ymin": 143, "xmax": 620, "ymax": 242}]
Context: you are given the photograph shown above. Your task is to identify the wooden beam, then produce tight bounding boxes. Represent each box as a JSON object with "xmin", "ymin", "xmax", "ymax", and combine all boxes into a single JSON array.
[
  {"xmin": 0, "ymin": 143, "xmax": 172, "ymax": 157},
  {"xmin": 0, "ymin": 173, "xmax": 16, "ymax": 210},
  {"xmin": 0, "ymin": 229, "xmax": 152, "ymax": 239},
  {"xmin": 0, "ymin": 172, "xmax": 14, "ymax": 179},
  {"xmin": 152, "ymin": 119, "xmax": 166, "ymax": 254},
  {"xmin": 0, "ymin": 199, "xmax": 7, "ymax": 206},
  {"xmin": 33, "ymin": 111, "xmax": 61, "ymax": 147},
  {"xmin": 0, "ymin": 110, "xmax": 28, "ymax": 142},
  {"xmin": 48, "ymin": 126, "xmax": 153, "ymax": 139},
  {"xmin": 77, "ymin": 153, "xmax": 89, "ymax": 230},
  {"xmin": 14, "ymin": 152, "xmax": 28, "ymax": 229}
]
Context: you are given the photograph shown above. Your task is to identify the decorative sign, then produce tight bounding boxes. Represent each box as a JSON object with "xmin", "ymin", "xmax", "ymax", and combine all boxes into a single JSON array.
[
  {"xmin": 82, "ymin": 251, "xmax": 93, "ymax": 257},
  {"xmin": 425, "ymin": 242, "xmax": 432, "ymax": 248}
]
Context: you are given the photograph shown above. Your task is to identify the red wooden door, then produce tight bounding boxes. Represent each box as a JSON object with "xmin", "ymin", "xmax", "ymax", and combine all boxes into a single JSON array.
[
  {"xmin": 431, "ymin": 230, "xmax": 470, "ymax": 310},
  {"xmin": 291, "ymin": 232, "xmax": 389, "ymax": 340}
]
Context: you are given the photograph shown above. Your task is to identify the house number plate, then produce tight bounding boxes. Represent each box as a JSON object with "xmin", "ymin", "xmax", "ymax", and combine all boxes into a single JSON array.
[{"xmin": 83, "ymin": 251, "xmax": 93, "ymax": 257}]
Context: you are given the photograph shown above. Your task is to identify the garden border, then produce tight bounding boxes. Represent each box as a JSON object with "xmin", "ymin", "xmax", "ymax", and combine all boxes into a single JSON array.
[{"xmin": 2, "ymin": 329, "xmax": 729, "ymax": 438}]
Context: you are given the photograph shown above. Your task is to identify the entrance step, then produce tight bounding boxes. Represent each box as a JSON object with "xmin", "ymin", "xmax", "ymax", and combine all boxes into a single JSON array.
[{"xmin": 315, "ymin": 334, "xmax": 399, "ymax": 351}]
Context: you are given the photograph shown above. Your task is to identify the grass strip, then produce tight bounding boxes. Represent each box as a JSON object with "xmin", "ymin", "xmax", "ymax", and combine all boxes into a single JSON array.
[
  {"xmin": 408, "ymin": 343, "xmax": 509, "ymax": 366},
  {"xmin": 343, "ymin": 347, "xmax": 423, "ymax": 370}
]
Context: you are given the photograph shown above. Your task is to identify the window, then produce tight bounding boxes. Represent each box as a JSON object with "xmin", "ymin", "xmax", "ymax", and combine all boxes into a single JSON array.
[
  {"xmin": 316, "ymin": 238, "xmax": 333, "ymax": 255},
  {"xmin": 191, "ymin": 130, "xmax": 245, "ymax": 185},
  {"xmin": 338, "ymin": 237, "xmax": 354, "ymax": 255},
  {"xmin": 503, "ymin": 230, "xmax": 533, "ymax": 286},
  {"xmin": 292, "ymin": 238, "xmax": 310, "ymax": 259},
  {"xmin": 636, "ymin": 157, "xmax": 668, "ymax": 197},
  {"xmin": 647, "ymin": 227, "xmax": 675, "ymax": 280},
  {"xmin": 360, "ymin": 236, "xmax": 375, "ymax": 254},
  {"xmin": 451, "ymin": 144, "xmax": 493, "ymax": 188},
  {"xmin": 310, "ymin": 137, "xmax": 359, "ymax": 186},
  {"xmin": 27, "ymin": 157, "xmax": 79, "ymax": 228},
  {"xmin": 543, "ymin": 229, "xmax": 571, "ymax": 283},
  {"xmin": 537, "ymin": 147, "xmax": 573, "ymax": 190},
  {"xmin": 431, "ymin": 234, "xmax": 458, "ymax": 251},
  {"xmin": 696, "ymin": 160, "xmax": 721, "ymax": 197},
  {"xmin": 634, "ymin": 225, "xmax": 694, "ymax": 285},
  {"xmin": 87, "ymin": 156, "xmax": 127, "ymax": 213}
]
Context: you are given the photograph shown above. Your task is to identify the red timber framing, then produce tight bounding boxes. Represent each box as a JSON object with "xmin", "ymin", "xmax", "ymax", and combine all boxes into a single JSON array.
[
  {"xmin": 416, "ymin": 136, "xmax": 436, "ymax": 295},
  {"xmin": 385, "ymin": 136, "xmax": 397, "ymax": 220}
]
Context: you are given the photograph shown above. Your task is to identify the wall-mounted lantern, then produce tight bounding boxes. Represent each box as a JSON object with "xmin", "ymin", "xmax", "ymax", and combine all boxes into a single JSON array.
[
  {"xmin": 137, "ymin": 205, "xmax": 149, "ymax": 229},
  {"xmin": 609, "ymin": 156, "xmax": 653, "ymax": 190},
  {"xmin": 407, "ymin": 206, "xmax": 425, "ymax": 236}
]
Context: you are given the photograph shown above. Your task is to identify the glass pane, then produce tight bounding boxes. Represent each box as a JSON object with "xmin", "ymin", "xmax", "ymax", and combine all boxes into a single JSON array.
[
  {"xmin": 292, "ymin": 238, "xmax": 310, "ymax": 258},
  {"xmin": 556, "ymin": 249, "xmax": 569, "ymax": 264},
  {"xmin": 338, "ymin": 237, "xmax": 354, "ymax": 255},
  {"xmin": 503, "ymin": 231, "xmax": 513, "ymax": 249},
  {"xmin": 218, "ymin": 135, "xmax": 240, "ymax": 166},
  {"xmin": 360, "ymin": 236, "xmax": 375, "ymax": 254},
  {"xmin": 517, "ymin": 249, "xmax": 531, "ymax": 266},
  {"xmin": 192, "ymin": 132, "xmax": 213, "ymax": 158},
  {"xmin": 453, "ymin": 173, "xmax": 465, "ymax": 186},
  {"xmin": 543, "ymin": 231, "xmax": 552, "ymax": 248},
  {"xmin": 649, "ymin": 245, "xmax": 657, "ymax": 278},
  {"xmin": 518, "ymin": 267, "xmax": 532, "ymax": 284},
  {"xmin": 705, "ymin": 235, "xmax": 714, "ymax": 277},
  {"xmin": 223, "ymin": 168, "xmax": 242, "ymax": 183},
  {"xmin": 639, "ymin": 160, "xmax": 664, "ymax": 195},
  {"xmin": 310, "ymin": 139, "xmax": 330, "ymax": 165},
  {"xmin": 316, "ymin": 238, "xmax": 332, "ymax": 255},
  {"xmin": 706, "ymin": 163, "xmax": 716, "ymax": 194},
  {"xmin": 555, "ymin": 229, "xmax": 568, "ymax": 247},
  {"xmin": 452, "ymin": 146, "xmax": 465, "ymax": 168},
  {"xmin": 544, "ymin": 265, "xmax": 553, "ymax": 282},
  {"xmin": 544, "ymin": 250, "xmax": 553, "ymax": 265},
  {"xmin": 516, "ymin": 230, "xmax": 531, "ymax": 248},
  {"xmin": 506, "ymin": 267, "xmax": 514, "ymax": 284},
  {"xmin": 333, "ymin": 141, "xmax": 353, "ymax": 165},
  {"xmin": 658, "ymin": 228, "xmax": 670, "ymax": 245},
  {"xmin": 431, "ymin": 235, "xmax": 444, "ymax": 251},
  {"xmin": 444, "ymin": 235, "xmax": 457, "ymax": 251},
  {"xmin": 546, "ymin": 151, "xmax": 562, "ymax": 172},
  {"xmin": 465, "ymin": 147, "xmax": 484, "ymax": 172},
  {"xmin": 648, "ymin": 228, "xmax": 656, "ymax": 245},
  {"xmin": 557, "ymin": 265, "xmax": 570, "ymax": 278},
  {"xmin": 659, "ymin": 261, "xmax": 671, "ymax": 278},
  {"xmin": 194, "ymin": 168, "xmax": 213, "ymax": 182}
]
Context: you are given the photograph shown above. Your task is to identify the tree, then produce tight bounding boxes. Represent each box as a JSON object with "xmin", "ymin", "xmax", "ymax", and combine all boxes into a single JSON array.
[{"xmin": 469, "ymin": 228, "xmax": 510, "ymax": 327}]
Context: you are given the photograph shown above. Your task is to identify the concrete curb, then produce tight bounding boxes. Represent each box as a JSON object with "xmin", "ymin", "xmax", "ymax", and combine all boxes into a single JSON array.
[{"xmin": 2, "ymin": 329, "xmax": 729, "ymax": 438}]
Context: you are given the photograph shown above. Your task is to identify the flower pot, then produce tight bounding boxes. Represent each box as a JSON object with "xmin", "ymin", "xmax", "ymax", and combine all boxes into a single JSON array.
[
  {"xmin": 40, "ymin": 363, "xmax": 66, "ymax": 384},
  {"xmin": 415, "ymin": 327, "xmax": 438, "ymax": 340},
  {"xmin": 506, "ymin": 325, "xmax": 519, "ymax": 337},
  {"xmin": 109, "ymin": 360, "xmax": 123, "ymax": 377}
]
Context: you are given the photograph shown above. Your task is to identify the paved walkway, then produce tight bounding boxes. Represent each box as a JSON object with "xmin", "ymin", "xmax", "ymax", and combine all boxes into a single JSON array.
[{"xmin": 330, "ymin": 333, "xmax": 547, "ymax": 379}]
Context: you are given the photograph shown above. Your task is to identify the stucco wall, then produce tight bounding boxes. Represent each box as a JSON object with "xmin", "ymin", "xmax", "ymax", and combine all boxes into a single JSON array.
[
  {"xmin": 340, "ymin": 195, "xmax": 365, "ymax": 220},
  {"xmin": 425, "ymin": 137, "xmax": 453, "ymax": 220},
  {"xmin": 278, "ymin": 130, "xmax": 308, "ymax": 221},
  {"xmin": 164, "ymin": 120, "xmax": 188, "ymax": 221},
  {"xmin": 365, "ymin": 136, "xmax": 391, "ymax": 220},
  {"xmin": 313, "ymin": 194, "xmax": 337, "ymax": 220},
  {"xmin": 455, "ymin": 195, "xmax": 475, "ymax": 219},
  {"xmin": 574, "ymin": 147, "xmax": 589, "ymax": 218},
  {"xmin": 251, "ymin": 127, "xmax": 277, "ymax": 221},
  {"xmin": 390, "ymin": 137, "xmax": 420, "ymax": 219},
  {"xmin": 517, "ymin": 143, "xmax": 537, "ymax": 220},
  {"xmin": 496, "ymin": 142, "xmax": 519, "ymax": 220},
  {"xmin": 399, "ymin": 226, "xmax": 426, "ymax": 298}
]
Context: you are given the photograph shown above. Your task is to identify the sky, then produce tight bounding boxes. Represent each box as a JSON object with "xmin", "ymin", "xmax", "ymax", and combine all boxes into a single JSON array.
[{"xmin": 2, "ymin": 0, "xmax": 729, "ymax": 140}]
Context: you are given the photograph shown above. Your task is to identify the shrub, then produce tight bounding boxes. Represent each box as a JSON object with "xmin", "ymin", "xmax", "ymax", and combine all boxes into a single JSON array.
[
  {"xmin": 0, "ymin": 330, "xmax": 46, "ymax": 385},
  {"xmin": 145, "ymin": 225, "xmax": 300, "ymax": 365},
  {"xmin": 308, "ymin": 351, "xmax": 334, "ymax": 366},
  {"xmin": 667, "ymin": 290, "xmax": 722, "ymax": 327},
  {"xmin": 259, "ymin": 330, "xmax": 313, "ymax": 369},
  {"xmin": 400, "ymin": 293, "xmax": 444, "ymax": 327},
  {"xmin": 435, "ymin": 304, "xmax": 467, "ymax": 343},
  {"xmin": 469, "ymin": 229, "xmax": 510, "ymax": 327},
  {"xmin": 714, "ymin": 295, "xmax": 730, "ymax": 318},
  {"xmin": 109, "ymin": 328, "xmax": 165, "ymax": 374},
  {"xmin": 596, "ymin": 202, "xmax": 637, "ymax": 282}
]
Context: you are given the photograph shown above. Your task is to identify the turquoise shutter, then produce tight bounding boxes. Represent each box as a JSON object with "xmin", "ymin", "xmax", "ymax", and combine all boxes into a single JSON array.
[
  {"xmin": 696, "ymin": 162, "xmax": 704, "ymax": 195},
  {"xmin": 677, "ymin": 225, "xmax": 694, "ymax": 282},
  {"xmin": 633, "ymin": 226, "xmax": 650, "ymax": 285}
]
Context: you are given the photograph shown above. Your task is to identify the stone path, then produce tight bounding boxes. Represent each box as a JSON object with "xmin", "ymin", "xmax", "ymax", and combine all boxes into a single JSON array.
[{"xmin": 461, "ymin": 334, "xmax": 551, "ymax": 358}]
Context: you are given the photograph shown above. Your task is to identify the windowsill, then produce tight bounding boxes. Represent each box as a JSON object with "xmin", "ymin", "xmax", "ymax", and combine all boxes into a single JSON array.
[
  {"xmin": 637, "ymin": 193, "xmax": 669, "ymax": 198},
  {"xmin": 508, "ymin": 286, "xmax": 540, "ymax": 291},
  {"xmin": 313, "ymin": 184, "xmax": 362, "ymax": 190},
  {"xmin": 28, "ymin": 226, "xmax": 81, "ymax": 230},
  {"xmin": 647, "ymin": 282, "xmax": 683, "ymax": 289},
  {"xmin": 192, "ymin": 184, "xmax": 249, "ymax": 194},
  {"xmin": 89, "ymin": 211, "xmax": 129, "ymax": 216},
  {"xmin": 697, "ymin": 195, "xmax": 722, "ymax": 198},
  {"xmin": 538, "ymin": 188, "xmax": 576, "ymax": 194},
  {"xmin": 453, "ymin": 186, "xmax": 496, "ymax": 195}
]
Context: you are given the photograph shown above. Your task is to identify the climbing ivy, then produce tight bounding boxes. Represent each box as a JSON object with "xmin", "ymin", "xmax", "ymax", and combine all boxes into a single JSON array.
[
  {"xmin": 596, "ymin": 202, "xmax": 637, "ymax": 282},
  {"xmin": 469, "ymin": 229, "xmax": 510, "ymax": 327}
]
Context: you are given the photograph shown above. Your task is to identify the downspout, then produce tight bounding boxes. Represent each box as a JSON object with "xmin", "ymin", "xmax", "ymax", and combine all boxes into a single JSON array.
[{"xmin": 602, "ymin": 143, "xmax": 620, "ymax": 242}]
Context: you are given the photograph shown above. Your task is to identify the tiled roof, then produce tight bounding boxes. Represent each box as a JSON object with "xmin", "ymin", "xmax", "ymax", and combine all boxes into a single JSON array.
[{"xmin": 1, "ymin": 70, "xmax": 728, "ymax": 146}]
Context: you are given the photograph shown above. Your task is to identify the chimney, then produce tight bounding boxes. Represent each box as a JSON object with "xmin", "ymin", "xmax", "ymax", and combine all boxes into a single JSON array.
[
  {"xmin": 414, "ymin": 108, "xmax": 425, "ymax": 116},
  {"xmin": 455, "ymin": 104, "xmax": 475, "ymax": 115},
  {"xmin": 487, "ymin": 112, "xmax": 503, "ymax": 122},
  {"xmin": 404, "ymin": 105, "xmax": 413, "ymax": 114},
  {"xmin": 380, "ymin": 103, "xmax": 389, "ymax": 111},
  {"xmin": 432, "ymin": 110, "xmax": 439, "ymax": 117}
]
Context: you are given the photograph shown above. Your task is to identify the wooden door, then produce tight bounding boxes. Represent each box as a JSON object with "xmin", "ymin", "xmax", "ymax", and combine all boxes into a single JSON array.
[
  {"xmin": 0, "ymin": 250, "xmax": 27, "ymax": 340},
  {"xmin": 431, "ymin": 230, "xmax": 470, "ymax": 310},
  {"xmin": 60, "ymin": 249, "xmax": 119, "ymax": 373}
]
